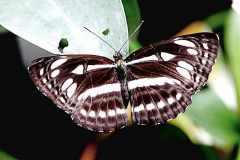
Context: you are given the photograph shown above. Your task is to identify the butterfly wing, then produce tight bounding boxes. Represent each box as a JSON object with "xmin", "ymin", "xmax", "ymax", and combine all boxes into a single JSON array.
[
  {"xmin": 125, "ymin": 32, "xmax": 219, "ymax": 125},
  {"xmin": 28, "ymin": 55, "xmax": 128, "ymax": 132}
]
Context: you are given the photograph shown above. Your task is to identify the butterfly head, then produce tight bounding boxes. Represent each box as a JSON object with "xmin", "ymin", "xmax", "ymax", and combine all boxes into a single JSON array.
[{"xmin": 113, "ymin": 52, "xmax": 125, "ymax": 67}]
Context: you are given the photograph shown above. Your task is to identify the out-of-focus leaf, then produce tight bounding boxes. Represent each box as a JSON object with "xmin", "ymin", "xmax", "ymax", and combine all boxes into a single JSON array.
[
  {"xmin": 209, "ymin": 52, "xmax": 237, "ymax": 110},
  {"xmin": 228, "ymin": 143, "xmax": 239, "ymax": 160},
  {"xmin": 237, "ymin": 144, "xmax": 240, "ymax": 160},
  {"xmin": 225, "ymin": 10, "xmax": 240, "ymax": 115},
  {"xmin": 0, "ymin": 150, "xmax": 16, "ymax": 160},
  {"xmin": 200, "ymin": 145, "xmax": 220, "ymax": 160},
  {"xmin": 0, "ymin": 0, "xmax": 128, "ymax": 64},
  {"xmin": 232, "ymin": 0, "xmax": 240, "ymax": 15},
  {"xmin": 205, "ymin": 10, "xmax": 230, "ymax": 29},
  {"xmin": 122, "ymin": 0, "xmax": 141, "ymax": 35},
  {"xmin": 172, "ymin": 89, "xmax": 240, "ymax": 148}
]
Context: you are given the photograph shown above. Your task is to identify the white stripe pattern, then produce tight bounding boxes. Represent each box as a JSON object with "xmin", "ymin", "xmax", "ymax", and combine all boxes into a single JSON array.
[
  {"xmin": 187, "ymin": 48, "xmax": 198, "ymax": 55},
  {"xmin": 39, "ymin": 68, "xmax": 44, "ymax": 76},
  {"xmin": 176, "ymin": 93, "xmax": 182, "ymax": 100},
  {"xmin": 146, "ymin": 103, "xmax": 155, "ymax": 111},
  {"xmin": 80, "ymin": 108, "xmax": 87, "ymax": 116},
  {"xmin": 126, "ymin": 55, "xmax": 158, "ymax": 65},
  {"xmin": 157, "ymin": 101, "xmax": 165, "ymax": 109},
  {"xmin": 178, "ymin": 61, "xmax": 194, "ymax": 71},
  {"xmin": 174, "ymin": 39, "xmax": 195, "ymax": 47},
  {"xmin": 134, "ymin": 104, "xmax": 144, "ymax": 112},
  {"xmin": 167, "ymin": 97, "xmax": 175, "ymax": 104},
  {"xmin": 108, "ymin": 109, "xmax": 116, "ymax": 117},
  {"xmin": 161, "ymin": 52, "xmax": 176, "ymax": 61},
  {"xmin": 67, "ymin": 83, "xmax": 77, "ymax": 98},
  {"xmin": 203, "ymin": 43, "xmax": 208, "ymax": 49},
  {"xmin": 116, "ymin": 108, "xmax": 125, "ymax": 114},
  {"xmin": 77, "ymin": 83, "xmax": 121, "ymax": 100},
  {"xmin": 51, "ymin": 69, "xmax": 60, "ymax": 78},
  {"xmin": 176, "ymin": 67, "xmax": 191, "ymax": 79},
  {"xmin": 128, "ymin": 77, "xmax": 179, "ymax": 90},
  {"xmin": 51, "ymin": 59, "xmax": 67, "ymax": 69},
  {"xmin": 72, "ymin": 65, "xmax": 84, "ymax": 75},
  {"xmin": 61, "ymin": 78, "xmax": 73, "ymax": 91},
  {"xmin": 99, "ymin": 111, "xmax": 106, "ymax": 118},
  {"xmin": 87, "ymin": 64, "xmax": 114, "ymax": 71},
  {"xmin": 89, "ymin": 111, "xmax": 96, "ymax": 118}
]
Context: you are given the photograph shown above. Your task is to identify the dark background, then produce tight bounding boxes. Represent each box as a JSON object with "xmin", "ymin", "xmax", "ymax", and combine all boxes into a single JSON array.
[{"xmin": 0, "ymin": 0, "xmax": 231, "ymax": 159}]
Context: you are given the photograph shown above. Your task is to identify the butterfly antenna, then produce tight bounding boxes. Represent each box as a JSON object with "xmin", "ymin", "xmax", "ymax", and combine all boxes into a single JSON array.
[
  {"xmin": 117, "ymin": 20, "xmax": 144, "ymax": 53},
  {"xmin": 83, "ymin": 27, "xmax": 117, "ymax": 53}
]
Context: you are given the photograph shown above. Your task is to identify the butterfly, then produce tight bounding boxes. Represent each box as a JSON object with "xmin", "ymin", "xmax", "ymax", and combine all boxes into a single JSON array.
[{"xmin": 28, "ymin": 32, "xmax": 219, "ymax": 132}]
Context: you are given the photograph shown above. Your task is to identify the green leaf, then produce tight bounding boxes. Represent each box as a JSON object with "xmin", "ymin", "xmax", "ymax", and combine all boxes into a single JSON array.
[
  {"xmin": 225, "ymin": 11, "xmax": 240, "ymax": 115},
  {"xmin": 200, "ymin": 145, "xmax": 220, "ymax": 160},
  {"xmin": 0, "ymin": 0, "xmax": 128, "ymax": 59},
  {"xmin": 173, "ymin": 89, "xmax": 240, "ymax": 148},
  {"xmin": 122, "ymin": 0, "xmax": 141, "ymax": 35},
  {"xmin": 129, "ymin": 40, "xmax": 142, "ymax": 52},
  {"xmin": 205, "ymin": 10, "xmax": 230, "ymax": 29},
  {"xmin": 186, "ymin": 89, "xmax": 240, "ymax": 147},
  {"xmin": 0, "ymin": 150, "xmax": 16, "ymax": 160}
]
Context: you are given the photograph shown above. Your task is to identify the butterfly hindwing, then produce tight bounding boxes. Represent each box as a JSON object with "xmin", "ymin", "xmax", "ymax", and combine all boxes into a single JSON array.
[
  {"xmin": 28, "ymin": 55, "xmax": 128, "ymax": 132},
  {"xmin": 125, "ymin": 32, "xmax": 219, "ymax": 125}
]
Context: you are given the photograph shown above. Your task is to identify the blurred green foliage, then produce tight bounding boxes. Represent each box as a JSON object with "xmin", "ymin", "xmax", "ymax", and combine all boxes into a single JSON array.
[
  {"xmin": 225, "ymin": 11, "xmax": 240, "ymax": 114},
  {"xmin": 0, "ymin": 150, "xmax": 16, "ymax": 160},
  {"xmin": 186, "ymin": 90, "xmax": 240, "ymax": 147}
]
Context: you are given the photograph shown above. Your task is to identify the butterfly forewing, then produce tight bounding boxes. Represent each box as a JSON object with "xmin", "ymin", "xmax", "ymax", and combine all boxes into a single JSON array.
[
  {"xmin": 125, "ymin": 32, "xmax": 219, "ymax": 125},
  {"xmin": 28, "ymin": 55, "xmax": 128, "ymax": 132}
]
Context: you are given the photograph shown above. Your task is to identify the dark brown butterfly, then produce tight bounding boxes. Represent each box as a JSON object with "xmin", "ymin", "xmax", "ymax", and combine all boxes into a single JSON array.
[{"xmin": 28, "ymin": 32, "xmax": 219, "ymax": 132}]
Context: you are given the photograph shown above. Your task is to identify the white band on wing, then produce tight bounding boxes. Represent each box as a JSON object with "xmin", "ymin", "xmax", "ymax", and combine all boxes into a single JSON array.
[
  {"xmin": 126, "ymin": 55, "xmax": 158, "ymax": 65},
  {"xmin": 87, "ymin": 64, "xmax": 114, "ymax": 71},
  {"xmin": 78, "ymin": 83, "xmax": 121, "ymax": 100},
  {"xmin": 128, "ymin": 77, "xmax": 181, "ymax": 90}
]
